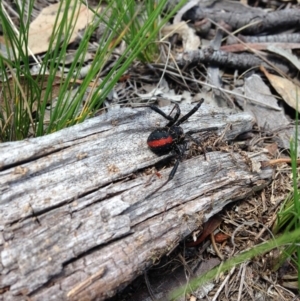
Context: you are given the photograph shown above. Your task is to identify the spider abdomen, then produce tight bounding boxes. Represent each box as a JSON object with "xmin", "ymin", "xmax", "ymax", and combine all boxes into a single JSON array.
[
  {"xmin": 144, "ymin": 100, "xmax": 207, "ymax": 199},
  {"xmin": 147, "ymin": 127, "xmax": 184, "ymax": 155}
]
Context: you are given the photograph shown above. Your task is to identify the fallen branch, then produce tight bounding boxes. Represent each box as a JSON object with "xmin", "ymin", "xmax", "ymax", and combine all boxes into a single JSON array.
[
  {"xmin": 183, "ymin": 6, "xmax": 300, "ymax": 35},
  {"xmin": 176, "ymin": 47, "xmax": 290, "ymax": 72},
  {"xmin": 0, "ymin": 105, "xmax": 273, "ymax": 300}
]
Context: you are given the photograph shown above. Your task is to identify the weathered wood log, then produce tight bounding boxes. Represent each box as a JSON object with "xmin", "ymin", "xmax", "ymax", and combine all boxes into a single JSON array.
[{"xmin": 0, "ymin": 104, "xmax": 273, "ymax": 300}]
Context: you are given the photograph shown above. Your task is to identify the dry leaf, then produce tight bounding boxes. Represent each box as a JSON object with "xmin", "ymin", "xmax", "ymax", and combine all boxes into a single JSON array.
[
  {"xmin": 0, "ymin": 74, "xmax": 95, "ymax": 119},
  {"xmin": 186, "ymin": 215, "xmax": 222, "ymax": 247},
  {"xmin": 264, "ymin": 143, "xmax": 278, "ymax": 156},
  {"xmin": 267, "ymin": 45, "xmax": 300, "ymax": 71},
  {"xmin": 214, "ymin": 233, "xmax": 230, "ymax": 243},
  {"xmin": 0, "ymin": 74, "xmax": 65, "ymax": 116},
  {"xmin": 161, "ymin": 21, "xmax": 201, "ymax": 51},
  {"xmin": 261, "ymin": 66, "xmax": 300, "ymax": 112},
  {"xmin": 28, "ymin": 1, "xmax": 95, "ymax": 54}
]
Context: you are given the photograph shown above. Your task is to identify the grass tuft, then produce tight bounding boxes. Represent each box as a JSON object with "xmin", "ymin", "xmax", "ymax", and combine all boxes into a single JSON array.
[{"xmin": 0, "ymin": 0, "xmax": 186, "ymax": 141}]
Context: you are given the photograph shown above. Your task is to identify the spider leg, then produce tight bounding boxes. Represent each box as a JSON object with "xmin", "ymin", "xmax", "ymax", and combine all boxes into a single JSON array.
[
  {"xmin": 175, "ymin": 98, "xmax": 204, "ymax": 126},
  {"xmin": 144, "ymin": 178, "xmax": 169, "ymax": 200},
  {"xmin": 144, "ymin": 142, "xmax": 187, "ymax": 200},
  {"xmin": 146, "ymin": 104, "xmax": 181, "ymax": 127},
  {"xmin": 166, "ymin": 104, "xmax": 181, "ymax": 127},
  {"xmin": 147, "ymin": 104, "xmax": 176, "ymax": 123},
  {"xmin": 168, "ymin": 142, "xmax": 186, "ymax": 180}
]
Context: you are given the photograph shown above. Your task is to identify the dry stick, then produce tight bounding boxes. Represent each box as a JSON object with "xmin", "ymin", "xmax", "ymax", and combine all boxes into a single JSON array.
[
  {"xmin": 211, "ymin": 267, "xmax": 236, "ymax": 301},
  {"xmin": 226, "ymin": 33, "xmax": 300, "ymax": 45},
  {"xmin": 67, "ymin": 267, "xmax": 106, "ymax": 298},
  {"xmin": 208, "ymin": 18, "xmax": 298, "ymax": 84},
  {"xmin": 152, "ymin": 66, "xmax": 281, "ymax": 111},
  {"xmin": 159, "ymin": 41, "xmax": 192, "ymax": 93},
  {"xmin": 144, "ymin": 271, "xmax": 157, "ymax": 301},
  {"xmin": 237, "ymin": 263, "xmax": 247, "ymax": 301},
  {"xmin": 173, "ymin": 7, "xmax": 300, "ymax": 86},
  {"xmin": 213, "ymin": 123, "xmax": 231, "ymax": 147},
  {"xmin": 210, "ymin": 232, "xmax": 224, "ymax": 261},
  {"xmin": 220, "ymin": 42, "xmax": 300, "ymax": 53},
  {"xmin": 1, "ymin": 112, "xmax": 14, "ymax": 136},
  {"xmin": 1, "ymin": 2, "xmax": 41, "ymax": 66},
  {"xmin": 197, "ymin": 7, "xmax": 300, "ymax": 35},
  {"xmin": 4, "ymin": 63, "xmax": 36, "ymax": 133},
  {"xmin": 178, "ymin": 253, "xmax": 194, "ymax": 277},
  {"xmin": 209, "ymin": 17, "xmax": 300, "ymax": 102},
  {"xmin": 174, "ymin": 20, "xmax": 298, "ymax": 109},
  {"xmin": 254, "ymin": 212, "xmax": 278, "ymax": 242},
  {"xmin": 173, "ymin": 0, "xmax": 199, "ymax": 24},
  {"xmin": 261, "ymin": 158, "xmax": 300, "ymax": 168},
  {"xmin": 185, "ymin": 18, "xmax": 293, "ymax": 85},
  {"xmin": 177, "ymin": 46, "xmax": 266, "ymax": 71}
]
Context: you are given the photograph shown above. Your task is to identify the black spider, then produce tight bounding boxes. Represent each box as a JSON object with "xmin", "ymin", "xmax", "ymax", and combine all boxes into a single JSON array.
[{"xmin": 146, "ymin": 99, "xmax": 217, "ymax": 197}]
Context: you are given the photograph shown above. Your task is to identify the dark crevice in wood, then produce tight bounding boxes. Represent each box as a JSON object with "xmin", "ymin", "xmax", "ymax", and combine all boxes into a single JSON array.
[
  {"xmin": 63, "ymin": 233, "xmax": 133, "ymax": 267},
  {"xmin": 0, "ymin": 144, "xmax": 71, "ymax": 172}
]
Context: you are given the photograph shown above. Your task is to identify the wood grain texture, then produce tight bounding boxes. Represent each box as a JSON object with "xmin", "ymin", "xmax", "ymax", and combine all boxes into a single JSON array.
[{"xmin": 0, "ymin": 104, "xmax": 273, "ymax": 300}]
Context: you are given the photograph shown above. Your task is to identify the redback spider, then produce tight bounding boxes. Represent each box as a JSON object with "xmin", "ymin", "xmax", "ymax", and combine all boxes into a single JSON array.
[{"xmin": 145, "ymin": 98, "xmax": 218, "ymax": 198}]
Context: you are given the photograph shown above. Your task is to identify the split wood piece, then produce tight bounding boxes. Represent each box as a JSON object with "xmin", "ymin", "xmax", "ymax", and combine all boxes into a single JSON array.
[
  {"xmin": 226, "ymin": 33, "xmax": 300, "ymax": 45},
  {"xmin": 0, "ymin": 105, "xmax": 273, "ymax": 300},
  {"xmin": 234, "ymin": 74, "xmax": 298, "ymax": 154},
  {"xmin": 206, "ymin": 8, "xmax": 300, "ymax": 35},
  {"xmin": 181, "ymin": 5, "xmax": 300, "ymax": 36},
  {"xmin": 176, "ymin": 47, "xmax": 291, "ymax": 73}
]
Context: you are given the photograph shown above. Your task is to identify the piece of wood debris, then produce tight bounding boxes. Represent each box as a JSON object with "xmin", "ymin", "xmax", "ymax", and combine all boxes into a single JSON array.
[
  {"xmin": 0, "ymin": 104, "xmax": 273, "ymax": 300},
  {"xmin": 234, "ymin": 74, "xmax": 299, "ymax": 154}
]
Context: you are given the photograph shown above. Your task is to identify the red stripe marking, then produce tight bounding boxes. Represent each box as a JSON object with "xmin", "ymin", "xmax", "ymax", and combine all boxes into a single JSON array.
[{"xmin": 148, "ymin": 136, "xmax": 173, "ymax": 148}]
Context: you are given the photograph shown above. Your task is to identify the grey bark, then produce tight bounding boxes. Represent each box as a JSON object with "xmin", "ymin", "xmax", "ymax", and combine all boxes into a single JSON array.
[{"xmin": 0, "ymin": 104, "xmax": 273, "ymax": 300}]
